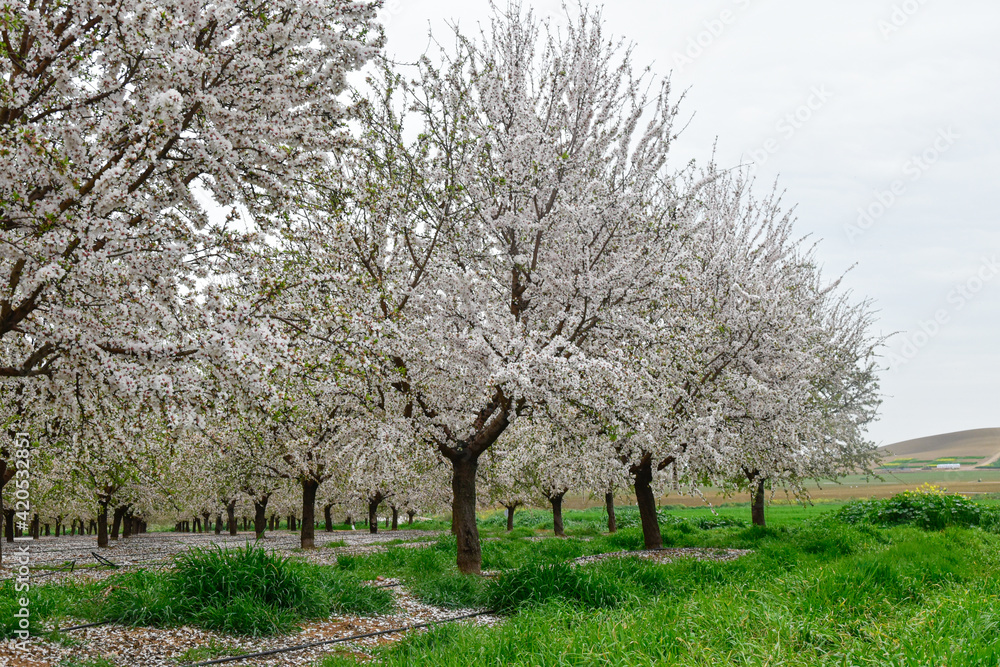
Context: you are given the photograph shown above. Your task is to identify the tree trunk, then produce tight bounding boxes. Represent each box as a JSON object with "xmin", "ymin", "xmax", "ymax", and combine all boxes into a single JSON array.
[
  {"xmin": 505, "ymin": 504, "xmax": 516, "ymax": 532},
  {"xmin": 549, "ymin": 492, "xmax": 566, "ymax": 537},
  {"xmin": 301, "ymin": 478, "xmax": 319, "ymax": 549},
  {"xmin": 0, "ymin": 460, "xmax": 14, "ymax": 563},
  {"xmin": 451, "ymin": 453, "xmax": 482, "ymax": 574},
  {"xmin": 368, "ymin": 493, "xmax": 383, "ymax": 535},
  {"xmin": 97, "ymin": 501, "xmax": 110, "ymax": 548},
  {"xmin": 254, "ymin": 496, "xmax": 269, "ymax": 540},
  {"xmin": 122, "ymin": 512, "xmax": 133, "ymax": 539},
  {"xmin": 407, "ymin": 510, "xmax": 415, "ymax": 526},
  {"xmin": 31, "ymin": 514, "xmax": 39, "ymax": 539},
  {"xmin": 226, "ymin": 500, "xmax": 237, "ymax": 536},
  {"xmin": 605, "ymin": 492, "xmax": 617, "ymax": 533},
  {"xmin": 391, "ymin": 506, "xmax": 399, "ymax": 531},
  {"xmin": 111, "ymin": 505, "xmax": 126, "ymax": 540},
  {"xmin": 751, "ymin": 478, "xmax": 767, "ymax": 527},
  {"xmin": 202, "ymin": 512, "xmax": 210, "ymax": 534},
  {"xmin": 215, "ymin": 513, "xmax": 222, "ymax": 535},
  {"xmin": 324, "ymin": 504, "xmax": 333, "ymax": 532},
  {"xmin": 633, "ymin": 457, "xmax": 662, "ymax": 550}
]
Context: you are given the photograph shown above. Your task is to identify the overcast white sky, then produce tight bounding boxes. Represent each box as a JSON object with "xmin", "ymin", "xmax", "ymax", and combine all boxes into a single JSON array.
[{"xmin": 376, "ymin": 0, "xmax": 999, "ymax": 447}]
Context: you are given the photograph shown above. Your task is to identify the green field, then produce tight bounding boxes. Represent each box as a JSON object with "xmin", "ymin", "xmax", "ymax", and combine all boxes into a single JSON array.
[
  {"xmin": 878, "ymin": 456, "xmax": 986, "ymax": 469},
  {"xmin": 836, "ymin": 468, "xmax": 1000, "ymax": 487}
]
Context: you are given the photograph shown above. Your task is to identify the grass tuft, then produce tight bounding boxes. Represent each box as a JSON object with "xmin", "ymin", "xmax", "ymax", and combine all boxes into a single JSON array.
[{"xmin": 100, "ymin": 545, "xmax": 394, "ymax": 636}]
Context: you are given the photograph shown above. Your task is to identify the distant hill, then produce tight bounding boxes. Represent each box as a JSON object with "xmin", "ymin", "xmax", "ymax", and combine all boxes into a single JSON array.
[{"xmin": 878, "ymin": 428, "xmax": 1000, "ymax": 468}]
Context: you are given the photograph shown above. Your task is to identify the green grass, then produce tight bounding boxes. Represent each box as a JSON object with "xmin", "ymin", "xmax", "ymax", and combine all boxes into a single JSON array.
[
  {"xmin": 100, "ymin": 545, "xmax": 395, "ymax": 635},
  {"xmin": 58, "ymin": 658, "xmax": 118, "ymax": 667},
  {"xmin": 173, "ymin": 639, "xmax": 241, "ymax": 663},
  {"xmin": 329, "ymin": 507, "xmax": 858, "ymax": 610},
  {"xmin": 324, "ymin": 521, "xmax": 1000, "ymax": 666},
  {"xmin": 0, "ymin": 546, "xmax": 395, "ymax": 639},
  {"xmin": 0, "ymin": 578, "xmax": 104, "ymax": 638}
]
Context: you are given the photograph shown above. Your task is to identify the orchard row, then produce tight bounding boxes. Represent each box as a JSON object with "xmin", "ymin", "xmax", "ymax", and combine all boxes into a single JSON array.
[{"xmin": 0, "ymin": 2, "xmax": 881, "ymax": 572}]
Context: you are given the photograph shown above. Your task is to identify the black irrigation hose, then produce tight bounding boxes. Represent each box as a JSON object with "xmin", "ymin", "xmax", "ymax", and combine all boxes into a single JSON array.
[
  {"xmin": 91, "ymin": 552, "xmax": 119, "ymax": 568},
  {"xmin": 183, "ymin": 610, "xmax": 494, "ymax": 667},
  {"xmin": 57, "ymin": 620, "xmax": 112, "ymax": 632}
]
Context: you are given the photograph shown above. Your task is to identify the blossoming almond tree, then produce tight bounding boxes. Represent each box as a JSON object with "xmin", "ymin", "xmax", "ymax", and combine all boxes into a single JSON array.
[
  {"xmin": 318, "ymin": 4, "xmax": 695, "ymax": 573},
  {"xmin": 601, "ymin": 172, "xmax": 882, "ymax": 547},
  {"xmin": 0, "ymin": 0, "xmax": 380, "ymax": 509},
  {"xmin": 710, "ymin": 257, "xmax": 883, "ymax": 526}
]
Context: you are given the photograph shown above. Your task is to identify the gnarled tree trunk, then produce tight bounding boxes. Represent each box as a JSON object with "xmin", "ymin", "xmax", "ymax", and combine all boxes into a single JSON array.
[
  {"xmin": 97, "ymin": 500, "xmax": 110, "ymax": 548},
  {"xmin": 254, "ymin": 495, "xmax": 270, "ymax": 540},
  {"xmin": 751, "ymin": 477, "xmax": 767, "ymax": 527},
  {"xmin": 301, "ymin": 479, "xmax": 319, "ymax": 549},
  {"xmin": 368, "ymin": 492, "xmax": 384, "ymax": 535},
  {"xmin": 548, "ymin": 492, "xmax": 566, "ymax": 537},
  {"xmin": 451, "ymin": 452, "xmax": 481, "ymax": 574},
  {"xmin": 605, "ymin": 492, "xmax": 617, "ymax": 533},
  {"xmin": 0, "ymin": 461, "xmax": 13, "ymax": 563},
  {"xmin": 226, "ymin": 500, "xmax": 237, "ymax": 536},
  {"xmin": 111, "ymin": 505, "xmax": 127, "ymax": 540},
  {"xmin": 505, "ymin": 503, "xmax": 518, "ymax": 532},
  {"xmin": 324, "ymin": 504, "xmax": 333, "ymax": 532},
  {"xmin": 632, "ymin": 457, "xmax": 662, "ymax": 550}
]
